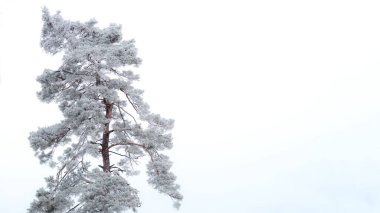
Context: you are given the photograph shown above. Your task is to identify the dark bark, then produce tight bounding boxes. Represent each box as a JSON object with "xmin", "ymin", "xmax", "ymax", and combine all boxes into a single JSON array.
[{"xmin": 101, "ymin": 101, "xmax": 113, "ymax": 172}]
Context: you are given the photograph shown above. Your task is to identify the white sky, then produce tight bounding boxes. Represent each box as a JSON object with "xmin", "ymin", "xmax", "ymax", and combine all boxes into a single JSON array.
[{"xmin": 1, "ymin": 0, "xmax": 380, "ymax": 212}]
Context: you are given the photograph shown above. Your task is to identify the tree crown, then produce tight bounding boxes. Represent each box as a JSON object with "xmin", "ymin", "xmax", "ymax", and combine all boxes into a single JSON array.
[{"xmin": 29, "ymin": 8, "xmax": 182, "ymax": 213}]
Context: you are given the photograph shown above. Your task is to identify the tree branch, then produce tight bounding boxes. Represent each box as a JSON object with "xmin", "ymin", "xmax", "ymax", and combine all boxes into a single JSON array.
[
  {"xmin": 120, "ymin": 89, "xmax": 139, "ymax": 112},
  {"xmin": 108, "ymin": 142, "xmax": 146, "ymax": 151},
  {"xmin": 117, "ymin": 103, "xmax": 137, "ymax": 124},
  {"xmin": 109, "ymin": 150, "xmax": 129, "ymax": 158},
  {"xmin": 66, "ymin": 202, "xmax": 82, "ymax": 213}
]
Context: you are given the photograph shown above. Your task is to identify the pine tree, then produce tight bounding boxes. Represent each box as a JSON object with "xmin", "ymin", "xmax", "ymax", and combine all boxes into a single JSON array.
[{"xmin": 28, "ymin": 8, "xmax": 182, "ymax": 213}]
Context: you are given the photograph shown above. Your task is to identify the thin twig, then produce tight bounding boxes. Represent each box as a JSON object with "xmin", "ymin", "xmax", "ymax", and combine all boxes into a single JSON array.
[
  {"xmin": 66, "ymin": 202, "xmax": 82, "ymax": 212},
  {"xmin": 120, "ymin": 89, "xmax": 139, "ymax": 112},
  {"xmin": 109, "ymin": 150, "xmax": 130, "ymax": 158},
  {"xmin": 118, "ymin": 104, "xmax": 138, "ymax": 124}
]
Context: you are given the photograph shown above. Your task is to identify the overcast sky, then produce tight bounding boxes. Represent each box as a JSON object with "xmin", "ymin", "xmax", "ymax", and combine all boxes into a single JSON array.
[{"xmin": 1, "ymin": 0, "xmax": 380, "ymax": 212}]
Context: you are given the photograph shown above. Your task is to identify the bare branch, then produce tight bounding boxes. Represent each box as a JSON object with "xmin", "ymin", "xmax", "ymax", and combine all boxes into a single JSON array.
[
  {"xmin": 108, "ymin": 142, "xmax": 145, "ymax": 150},
  {"xmin": 118, "ymin": 103, "xmax": 138, "ymax": 124},
  {"xmin": 116, "ymin": 103, "xmax": 127, "ymax": 127},
  {"xmin": 110, "ymin": 165, "xmax": 125, "ymax": 173},
  {"xmin": 66, "ymin": 202, "xmax": 82, "ymax": 213},
  {"xmin": 109, "ymin": 150, "xmax": 130, "ymax": 158},
  {"xmin": 120, "ymin": 89, "xmax": 139, "ymax": 112},
  {"xmin": 89, "ymin": 141, "xmax": 102, "ymax": 146}
]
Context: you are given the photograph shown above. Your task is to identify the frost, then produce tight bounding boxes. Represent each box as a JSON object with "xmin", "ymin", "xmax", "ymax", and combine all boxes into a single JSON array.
[
  {"xmin": 78, "ymin": 169, "xmax": 141, "ymax": 213},
  {"xmin": 29, "ymin": 8, "xmax": 182, "ymax": 212}
]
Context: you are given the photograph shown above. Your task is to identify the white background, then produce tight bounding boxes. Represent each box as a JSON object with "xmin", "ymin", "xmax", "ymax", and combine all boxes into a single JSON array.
[{"xmin": 1, "ymin": 0, "xmax": 380, "ymax": 212}]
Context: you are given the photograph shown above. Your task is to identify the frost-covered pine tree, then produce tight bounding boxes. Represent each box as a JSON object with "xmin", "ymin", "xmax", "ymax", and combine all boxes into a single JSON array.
[{"xmin": 28, "ymin": 8, "xmax": 182, "ymax": 213}]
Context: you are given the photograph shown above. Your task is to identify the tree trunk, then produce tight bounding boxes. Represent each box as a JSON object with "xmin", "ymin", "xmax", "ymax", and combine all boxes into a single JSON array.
[{"xmin": 101, "ymin": 101, "xmax": 113, "ymax": 172}]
